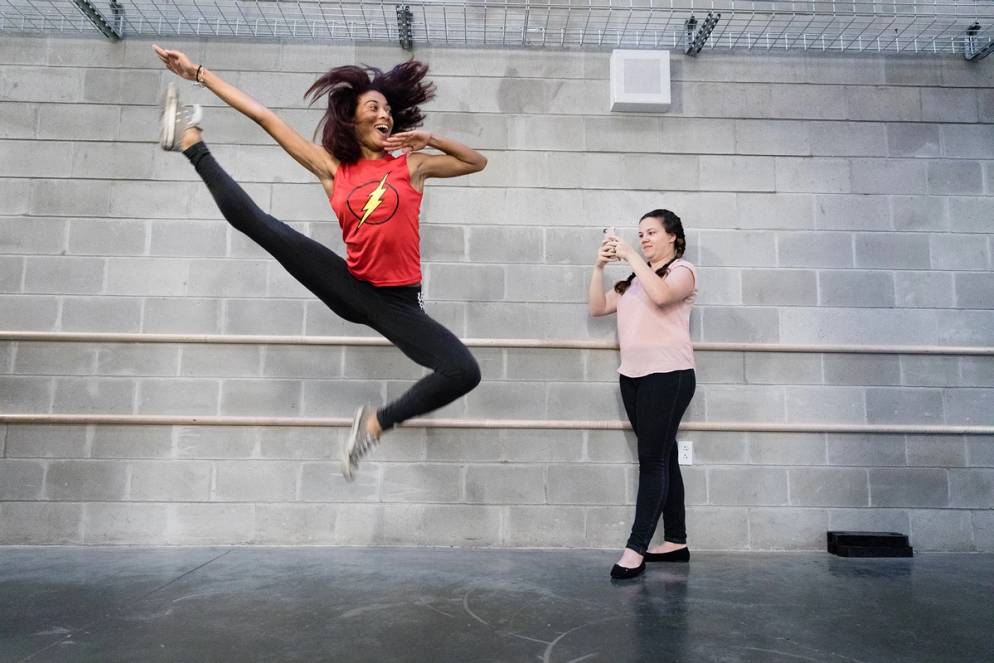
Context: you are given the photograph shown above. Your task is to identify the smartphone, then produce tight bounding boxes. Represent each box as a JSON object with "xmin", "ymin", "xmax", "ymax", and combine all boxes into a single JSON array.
[{"xmin": 602, "ymin": 226, "xmax": 617, "ymax": 260}]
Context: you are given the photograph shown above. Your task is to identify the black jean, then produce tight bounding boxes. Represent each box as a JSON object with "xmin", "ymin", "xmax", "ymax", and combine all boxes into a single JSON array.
[
  {"xmin": 620, "ymin": 369, "xmax": 696, "ymax": 554},
  {"xmin": 185, "ymin": 143, "xmax": 480, "ymax": 430}
]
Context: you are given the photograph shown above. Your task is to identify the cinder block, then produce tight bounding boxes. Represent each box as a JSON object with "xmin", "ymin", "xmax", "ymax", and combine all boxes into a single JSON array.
[
  {"xmin": 814, "ymin": 194, "xmax": 891, "ymax": 230},
  {"xmin": 744, "ymin": 353, "xmax": 821, "ymax": 385},
  {"xmin": 854, "ymin": 233, "xmax": 930, "ymax": 269},
  {"xmin": 824, "ymin": 355, "xmax": 900, "ymax": 386},
  {"xmin": 46, "ymin": 460, "xmax": 128, "ymax": 501},
  {"xmin": 866, "ymin": 387, "xmax": 945, "ymax": 425},
  {"xmin": 870, "ymin": 468, "xmax": 948, "ymax": 507},
  {"xmin": 809, "ymin": 121, "xmax": 887, "ymax": 157},
  {"xmin": 30, "ymin": 179, "xmax": 110, "ymax": 216},
  {"xmin": 973, "ymin": 510, "xmax": 994, "ymax": 552},
  {"xmin": 504, "ymin": 506, "xmax": 586, "ymax": 547},
  {"xmin": 137, "ymin": 378, "xmax": 217, "ymax": 416},
  {"xmin": 0, "ymin": 140, "xmax": 72, "ymax": 178},
  {"xmin": 187, "ymin": 259, "xmax": 269, "ymax": 298},
  {"xmin": 465, "ymin": 381, "xmax": 546, "ymax": 419},
  {"xmin": 945, "ymin": 389, "xmax": 994, "ymax": 426},
  {"xmin": 781, "ymin": 308, "xmax": 938, "ymax": 345},
  {"xmin": 698, "ymin": 230, "xmax": 776, "ymax": 267},
  {"xmin": 699, "ymin": 156, "xmax": 775, "ymax": 192},
  {"xmin": 176, "ymin": 426, "xmax": 256, "ymax": 459},
  {"xmin": 0, "ymin": 459, "xmax": 46, "ymax": 499},
  {"xmin": 83, "ymin": 502, "xmax": 169, "ymax": 544},
  {"xmin": 584, "ymin": 116, "xmax": 662, "ymax": 152},
  {"xmin": 62, "ymin": 297, "xmax": 143, "ymax": 333},
  {"xmin": 682, "ymin": 506, "xmax": 750, "ymax": 550},
  {"xmin": 381, "ymin": 504, "xmax": 502, "ymax": 546},
  {"xmin": 948, "ymin": 197, "xmax": 993, "ymax": 233},
  {"xmin": 5, "ymin": 425, "xmax": 88, "ymax": 458},
  {"xmin": 143, "ymin": 297, "xmax": 221, "ymax": 334},
  {"xmin": 548, "ymin": 464, "xmax": 628, "ymax": 505},
  {"xmin": 91, "ymin": 425, "xmax": 173, "ymax": 459},
  {"xmin": 0, "ymin": 502, "xmax": 83, "ymax": 544},
  {"xmin": 301, "ymin": 379, "xmax": 384, "ymax": 417},
  {"xmin": 0, "ymin": 216, "xmax": 66, "ymax": 255},
  {"xmin": 170, "ymin": 503, "xmax": 255, "ymax": 545},
  {"xmin": 129, "ymin": 460, "xmax": 212, "ymax": 501},
  {"xmin": 427, "ymin": 112, "xmax": 507, "ymax": 151},
  {"xmin": 428, "ymin": 429, "xmax": 583, "ymax": 463},
  {"xmin": 53, "ymin": 377, "xmax": 134, "ymax": 415},
  {"xmin": 691, "ymin": 431, "xmax": 747, "ymax": 465},
  {"xmin": 23, "ymin": 256, "xmax": 104, "ymax": 295},
  {"xmin": 109, "ymin": 181, "xmax": 192, "ymax": 218},
  {"xmin": 827, "ymin": 508, "xmax": 909, "ymax": 534},
  {"xmin": 220, "ymin": 379, "xmax": 302, "ymax": 417},
  {"xmin": 748, "ymin": 507, "xmax": 828, "ymax": 550},
  {"xmin": 215, "ymin": 460, "xmax": 299, "ymax": 501},
  {"xmin": 886, "ymin": 124, "xmax": 940, "ymax": 158},
  {"xmin": 424, "ymin": 264, "xmax": 505, "ymax": 301},
  {"xmin": 851, "ymin": 157, "xmax": 930, "ymax": 195},
  {"xmin": 961, "ymin": 357, "xmax": 994, "ymax": 387},
  {"xmin": 149, "ymin": 220, "xmax": 227, "ymax": 257},
  {"xmin": 258, "ymin": 427, "xmax": 343, "ymax": 461},
  {"xmin": 749, "ymin": 432, "xmax": 826, "ymax": 465},
  {"xmin": 547, "ymin": 382, "xmax": 626, "ymax": 421},
  {"xmin": 583, "ymin": 505, "xmax": 634, "ymax": 548},
  {"xmin": 939, "ymin": 311, "xmax": 994, "ymax": 348},
  {"xmin": 930, "ymin": 235, "xmax": 989, "ymax": 271},
  {"xmin": 735, "ymin": 120, "xmax": 809, "ymax": 156},
  {"xmin": 254, "ymin": 504, "xmax": 337, "ymax": 545},
  {"xmin": 941, "ymin": 125, "xmax": 994, "ymax": 158},
  {"xmin": 465, "ymin": 465, "xmax": 546, "ymax": 504},
  {"xmin": 742, "ymin": 269, "xmax": 816, "ymax": 306},
  {"xmin": 846, "ymin": 86, "xmax": 921, "ymax": 122},
  {"xmin": 262, "ymin": 346, "xmax": 342, "ymax": 380},
  {"xmin": 180, "ymin": 345, "xmax": 262, "ymax": 378},
  {"xmin": 0, "ymin": 179, "xmax": 30, "ymax": 216},
  {"xmin": 0, "ymin": 66, "xmax": 82, "ymax": 102},
  {"xmin": 96, "ymin": 343, "xmax": 179, "ymax": 377},
  {"xmin": 737, "ymin": 194, "xmax": 813, "ymax": 230},
  {"xmin": 0, "ymin": 376, "xmax": 52, "ymax": 412},
  {"xmin": 709, "ymin": 467, "xmax": 788, "ymax": 506},
  {"xmin": 505, "ymin": 265, "xmax": 588, "ymax": 303},
  {"xmin": 789, "ymin": 468, "xmax": 868, "ymax": 506},
  {"xmin": 955, "ymin": 273, "xmax": 994, "ymax": 309},
  {"xmin": 467, "ymin": 226, "xmax": 543, "ymax": 264},
  {"xmin": 507, "ymin": 348, "xmax": 584, "ymax": 382},
  {"xmin": 585, "ymin": 429, "xmax": 637, "ymax": 463},
  {"xmin": 72, "ymin": 142, "xmax": 156, "ymax": 180},
  {"xmin": 948, "ymin": 469, "xmax": 994, "ymax": 508},
  {"xmin": 771, "ymin": 83, "xmax": 847, "ymax": 120},
  {"xmin": 894, "ymin": 272, "xmax": 955, "ymax": 309},
  {"xmin": 776, "ymin": 158, "xmax": 850, "ymax": 194},
  {"xmin": 908, "ymin": 509, "xmax": 974, "ymax": 552},
  {"xmin": 14, "ymin": 342, "xmax": 96, "ymax": 376},
  {"xmin": 891, "ymin": 196, "xmax": 946, "ymax": 232},
  {"xmin": 106, "ymin": 258, "xmax": 190, "ymax": 296},
  {"xmin": 82, "ymin": 68, "xmax": 161, "ymax": 105},
  {"xmin": 700, "ymin": 308, "xmax": 780, "ymax": 343},
  {"xmin": 818, "ymin": 270, "xmax": 894, "ymax": 307},
  {"xmin": 786, "ymin": 386, "xmax": 866, "ymax": 424},
  {"xmin": 692, "ymin": 350, "xmax": 744, "ymax": 384},
  {"xmin": 300, "ymin": 462, "xmax": 379, "ymax": 502},
  {"xmin": 0, "ymin": 255, "xmax": 22, "ymax": 292},
  {"xmin": 225, "ymin": 299, "xmax": 306, "ymax": 336},
  {"xmin": 928, "ymin": 161, "xmax": 984, "ymax": 195},
  {"xmin": 777, "ymin": 231, "xmax": 852, "ymax": 268},
  {"xmin": 828, "ymin": 433, "xmax": 906, "ymax": 467},
  {"xmin": 0, "ymin": 102, "xmax": 36, "ymax": 138}
]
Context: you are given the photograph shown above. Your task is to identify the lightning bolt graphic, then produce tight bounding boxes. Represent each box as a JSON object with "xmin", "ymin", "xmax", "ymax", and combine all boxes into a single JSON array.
[{"xmin": 358, "ymin": 173, "xmax": 389, "ymax": 229}]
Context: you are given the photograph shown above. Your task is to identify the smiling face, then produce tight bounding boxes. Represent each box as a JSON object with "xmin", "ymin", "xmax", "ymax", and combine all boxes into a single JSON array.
[
  {"xmin": 638, "ymin": 215, "xmax": 677, "ymax": 264},
  {"xmin": 353, "ymin": 90, "xmax": 393, "ymax": 154}
]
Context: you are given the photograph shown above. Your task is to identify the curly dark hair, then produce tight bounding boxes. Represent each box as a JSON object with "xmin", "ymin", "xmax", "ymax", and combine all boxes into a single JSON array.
[
  {"xmin": 614, "ymin": 209, "xmax": 687, "ymax": 295},
  {"xmin": 305, "ymin": 60, "xmax": 435, "ymax": 165}
]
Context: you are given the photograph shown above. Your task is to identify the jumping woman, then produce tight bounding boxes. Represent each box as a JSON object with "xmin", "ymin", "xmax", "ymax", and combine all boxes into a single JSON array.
[{"xmin": 153, "ymin": 45, "xmax": 486, "ymax": 481}]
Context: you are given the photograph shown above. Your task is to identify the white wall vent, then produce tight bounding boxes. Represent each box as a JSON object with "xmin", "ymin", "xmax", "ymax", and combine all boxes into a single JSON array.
[{"xmin": 609, "ymin": 49, "xmax": 671, "ymax": 113}]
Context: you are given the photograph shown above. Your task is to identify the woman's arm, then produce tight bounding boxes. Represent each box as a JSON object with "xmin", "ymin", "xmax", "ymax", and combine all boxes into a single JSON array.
[
  {"xmin": 153, "ymin": 45, "xmax": 337, "ymax": 183},
  {"xmin": 613, "ymin": 239, "xmax": 695, "ymax": 306},
  {"xmin": 385, "ymin": 131, "xmax": 487, "ymax": 189},
  {"xmin": 588, "ymin": 240, "xmax": 619, "ymax": 317}
]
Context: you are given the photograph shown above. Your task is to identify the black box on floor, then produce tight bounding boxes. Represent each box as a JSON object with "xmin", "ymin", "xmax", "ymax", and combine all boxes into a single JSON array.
[{"xmin": 827, "ymin": 531, "xmax": 914, "ymax": 557}]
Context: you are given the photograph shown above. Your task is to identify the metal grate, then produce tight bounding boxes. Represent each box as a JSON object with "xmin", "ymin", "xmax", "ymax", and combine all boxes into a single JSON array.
[{"xmin": 2, "ymin": 0, "xmax": 993, "ymax": 56}]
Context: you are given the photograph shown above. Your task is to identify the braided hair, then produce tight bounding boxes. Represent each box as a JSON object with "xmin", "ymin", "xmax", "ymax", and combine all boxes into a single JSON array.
[{"xmin": 613, "ymin": 209, "xmax": 687, "ymax": 295}]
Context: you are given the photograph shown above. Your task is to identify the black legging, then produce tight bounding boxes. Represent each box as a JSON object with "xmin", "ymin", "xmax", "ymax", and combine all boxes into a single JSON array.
[
  {"xmin": 185, "ymin": 142, "xmax": 480, "ymax": 430},
  {"xmin": 620, "ymin": 369, "xmax": 696, "ymax": 554}
]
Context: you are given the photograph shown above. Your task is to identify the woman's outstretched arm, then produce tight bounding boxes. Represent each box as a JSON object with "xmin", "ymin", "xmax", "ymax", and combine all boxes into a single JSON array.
[
  {"xmin": 153, "ymin": 45, "xmax": 337, "ymax": 183},
  {"xmin": 386, "ymin": 130, "xmax": 487, "ymax": 189}
]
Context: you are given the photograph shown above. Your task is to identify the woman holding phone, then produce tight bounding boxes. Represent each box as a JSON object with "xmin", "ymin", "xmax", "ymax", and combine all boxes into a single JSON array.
[{"xmin": 588, "ymin": 210, "xmax": 697, "ymax": 580}]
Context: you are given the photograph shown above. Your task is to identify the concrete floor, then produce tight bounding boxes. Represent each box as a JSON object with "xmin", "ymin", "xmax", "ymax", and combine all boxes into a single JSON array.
[{"xmin": 1, "ymin": 548, "xmax": 992, "ymax": 662}]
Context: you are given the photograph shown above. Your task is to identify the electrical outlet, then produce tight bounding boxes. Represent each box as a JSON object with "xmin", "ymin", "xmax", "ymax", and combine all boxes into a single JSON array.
[{"xmin": 677, "ymin": 440, "xmax": 693, "ymax": 465}]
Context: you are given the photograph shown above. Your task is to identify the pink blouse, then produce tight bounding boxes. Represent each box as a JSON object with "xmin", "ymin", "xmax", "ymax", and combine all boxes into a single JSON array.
[{"xmin": 616, "ymin": 259, "xmax": 697, "ymax": 377}]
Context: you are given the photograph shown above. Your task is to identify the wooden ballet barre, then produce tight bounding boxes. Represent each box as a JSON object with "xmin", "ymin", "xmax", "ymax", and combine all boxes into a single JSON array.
[
  {"xmin": 1, "ymin": 414, "xmax": 993, "ymax": 435},
  {"xmin": 1, "ymin": 331, "xmax": 992, "ymax": 356}
]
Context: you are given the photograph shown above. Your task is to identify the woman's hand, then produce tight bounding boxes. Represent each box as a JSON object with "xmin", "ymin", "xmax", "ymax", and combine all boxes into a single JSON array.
[
  {"xmin": 596, "ymin": 238, "xmax": 616, "ymax": 267},
  {"xmin": 612, "ymin": 236, "xmax": 639, "ymax": 263},
  {"xmin": 384, "ymin": 130, "xmax": 431, "ymax": 154},
  {"xmin": 153, "ymin": 44, "xmax": 198, "ymax": 81}
]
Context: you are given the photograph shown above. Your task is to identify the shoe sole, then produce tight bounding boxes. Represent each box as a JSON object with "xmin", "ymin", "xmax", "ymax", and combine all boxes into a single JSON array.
[
  {"xmin": 341, "ymin": 405, "xmax": 365, "ymax": 481},
  {"xmin": 160, "ymin": 83, "xmax": 178, "ymax": 151}
]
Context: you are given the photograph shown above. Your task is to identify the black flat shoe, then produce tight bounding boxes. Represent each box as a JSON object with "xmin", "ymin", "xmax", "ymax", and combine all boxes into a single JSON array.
[
  {"xmin": 644, "ymin": 547, "xmax": 690, "ymax": 563},
  {"xmin": 610, "ymin": 561, "xmax": 646, "ymax": 580}
]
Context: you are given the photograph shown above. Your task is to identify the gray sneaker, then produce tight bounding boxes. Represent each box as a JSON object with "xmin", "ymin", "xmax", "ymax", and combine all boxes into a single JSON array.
[
  {"xmin": 341, "ymin": 405, "xmax": 380, "ymax": 481},
  {"xmin": 159, "ymin": 82, "xmax": 203, "ymax": 151}
]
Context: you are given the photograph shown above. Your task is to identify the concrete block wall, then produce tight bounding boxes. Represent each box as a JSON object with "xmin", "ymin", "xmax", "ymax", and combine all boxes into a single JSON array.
[{"xmin": 1, "ymin": 35, "xmax": 992, "ymax": 550}]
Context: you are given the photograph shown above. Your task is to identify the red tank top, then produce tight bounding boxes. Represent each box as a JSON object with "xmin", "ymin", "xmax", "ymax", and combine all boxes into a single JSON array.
[{"xmin": 329, "ymin": 153, "xmax": 423, "ymax": 287}]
